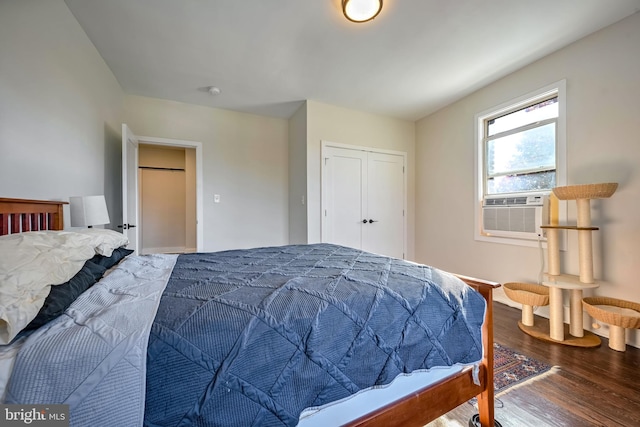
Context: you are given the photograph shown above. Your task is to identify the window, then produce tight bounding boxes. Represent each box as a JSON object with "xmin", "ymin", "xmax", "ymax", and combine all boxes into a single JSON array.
[
  {"xmin": 475, "ymin": 80, "xmax": 566, "ymax": 245},
  {"xmin": 486, "ymin": 96, "xmax": 558, "ymax": 194}
]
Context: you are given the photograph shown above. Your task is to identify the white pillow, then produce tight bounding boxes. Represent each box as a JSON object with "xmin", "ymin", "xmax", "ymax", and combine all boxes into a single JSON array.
[
  {"xmin": 74, "ymin": 228, "xmax": 130, "ymax": 257},
  {"xmin": 0, "ymin": 229, "xmax": 129, "ymax": 344}
]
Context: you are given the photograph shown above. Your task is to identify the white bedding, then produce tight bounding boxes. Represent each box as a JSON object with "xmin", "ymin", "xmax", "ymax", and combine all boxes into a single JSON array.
[
  {"xmin": 4, "ymin": 254, "xmax": 177, "ymax": 427},
  {"xmin": 0, "ymin": 229, "xmax": 128, "ymax": 344},
  {"xmin": 0, "ymin": 335, "xmax": 25, "ymax": 402}
]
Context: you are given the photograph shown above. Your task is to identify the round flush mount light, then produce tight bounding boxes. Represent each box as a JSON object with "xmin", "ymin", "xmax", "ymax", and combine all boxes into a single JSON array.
[
  {"xmin": 208, "ymin": 86, "xmax": 221, "ymax": 95},
  {"xmin": 342, "ymin": 0, "xmax": 383, "ymax": 23}
]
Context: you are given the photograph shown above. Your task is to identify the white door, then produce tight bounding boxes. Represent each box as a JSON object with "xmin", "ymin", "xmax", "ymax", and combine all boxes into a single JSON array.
[
  {"xmin": 363, "ymin": 152, "xmax": 405, "ymax": 257},
  {"xmin": 322, "ymin": 145, "xmax": 406, "ymax": 259},
  {"xmin": 322, "ymin": 147, "xmax": 367, "ymax": 249},
  {"xmin": 122, "ymin": 124, "xmax": 140, "ymax": 254}
]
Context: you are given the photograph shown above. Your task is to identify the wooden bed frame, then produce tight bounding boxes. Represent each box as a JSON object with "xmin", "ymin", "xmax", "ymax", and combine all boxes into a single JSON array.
[
  {"xmin": 0, "ymin": 197, "xmax": 66, "ymax": 235},
  {"xmin": 0, "ymin": 197, "xmax": 500, "ymax": 427}
]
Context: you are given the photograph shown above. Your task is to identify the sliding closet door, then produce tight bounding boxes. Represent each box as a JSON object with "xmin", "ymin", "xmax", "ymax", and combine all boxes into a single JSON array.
[{"xmin": 322, "ymin": 144, "xmax": 406, "ymax": 259}]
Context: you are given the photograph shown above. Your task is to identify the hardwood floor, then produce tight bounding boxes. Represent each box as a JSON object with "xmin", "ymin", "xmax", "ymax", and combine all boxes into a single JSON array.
[{"xmin": 432, "ymin": 302, "xmax": 640, "ymax": 427}]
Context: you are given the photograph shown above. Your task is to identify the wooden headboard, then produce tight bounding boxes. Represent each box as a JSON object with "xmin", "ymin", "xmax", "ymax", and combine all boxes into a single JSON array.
[{"xmin": 0, "ymin": 198, "xmax": 67, "ymax": 235}]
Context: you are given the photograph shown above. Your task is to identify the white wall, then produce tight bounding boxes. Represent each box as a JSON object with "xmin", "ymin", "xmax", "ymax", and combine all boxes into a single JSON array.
[
  {"xmin": 415, "ymin": 12, "xmax": 640, "ymax": 346},
  {"xmin": 288, "ymin": 103, "xmax": 308, "ymax": 244},
  {"xmin": 0, "ymin": 0, "xmax": 124, "ymax": 228},
  {"xmin": 0, "ymin": 0, "xmax": 295, "ymax": 253},
  {"xmin": 124, "ymin": 95, "xmax": 289, "ymax": 252},
  {"xmin": 305, "ymin": 100, "xmax": 416, "ymax": 259}
]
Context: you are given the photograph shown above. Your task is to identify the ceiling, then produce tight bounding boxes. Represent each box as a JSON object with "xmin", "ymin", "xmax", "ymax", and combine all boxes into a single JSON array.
[{"xmin": 64, "ymin": 0, "xmax": 640, "ymax": 121}]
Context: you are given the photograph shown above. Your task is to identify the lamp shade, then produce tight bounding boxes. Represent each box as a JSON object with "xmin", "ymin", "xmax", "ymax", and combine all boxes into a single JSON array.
[
  {"xmin": 342, "ymin": 0, "xmax": 382, "ymax": 23},
  {"xmin": 70, "ymin": 195, "xmax": 110, "ymax": 227}
]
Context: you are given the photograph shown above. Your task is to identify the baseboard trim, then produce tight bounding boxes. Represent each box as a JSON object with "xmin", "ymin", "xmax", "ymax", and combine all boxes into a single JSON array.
[{"xmin": 141, "ymin": 246, "xmax": 186, "ymax": 255}]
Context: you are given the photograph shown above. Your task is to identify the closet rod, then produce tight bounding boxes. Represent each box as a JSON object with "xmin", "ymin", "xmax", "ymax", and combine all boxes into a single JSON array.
[{"xmin": 139, "ymin": 166, "xmax": 185, "ymax": 171}]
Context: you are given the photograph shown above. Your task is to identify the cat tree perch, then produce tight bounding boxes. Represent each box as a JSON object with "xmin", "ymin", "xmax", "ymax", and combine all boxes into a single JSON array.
[
  {"xmin": 503, "ymin": 282, "xmax": 549, "ymax": 331},
  {"xmin": 583, "ymin": 297, "xmax": 640, "ymax": 351}
]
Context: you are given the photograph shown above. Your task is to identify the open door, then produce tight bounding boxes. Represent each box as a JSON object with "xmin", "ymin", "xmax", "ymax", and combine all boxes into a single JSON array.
[{"xmin": 121, "ymin": 124, "xmax": 139, "ymax": 254}]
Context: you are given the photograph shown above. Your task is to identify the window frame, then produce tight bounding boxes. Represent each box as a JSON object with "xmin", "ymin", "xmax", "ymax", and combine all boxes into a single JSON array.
[
  {"xmin": 485, "ymin": 108, "xmax": 557, "ymax": 194},
  {"xmin": 474, "ymin": 80, "xmax": 567, "ymax": 247}
]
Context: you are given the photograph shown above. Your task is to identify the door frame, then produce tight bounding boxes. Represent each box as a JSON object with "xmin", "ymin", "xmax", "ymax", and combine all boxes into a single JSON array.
[
  {"xmin": 122, "ymin": 124, "xmax": 140, "ymax": 253},
  {"xmin": 124, "ymin": 130, "xmax": 204, "ymax": 253},
  {"xmin": 320, "ymin": 140, "xmax": 407, "ymax": 258}
]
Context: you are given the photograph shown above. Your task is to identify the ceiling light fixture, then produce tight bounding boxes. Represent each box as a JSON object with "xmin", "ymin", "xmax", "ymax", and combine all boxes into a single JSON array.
[
  {"xmin": 342, "ymin": 0, "xmax": 383, "ymax": 23},
  {"xmin": 208, "ymin": 86, "xmax": 221, "ymax": 96}
]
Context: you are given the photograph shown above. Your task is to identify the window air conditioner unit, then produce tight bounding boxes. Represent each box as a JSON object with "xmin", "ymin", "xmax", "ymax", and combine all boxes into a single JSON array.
[{"xmin": 482, "ymin": 193, "xmax": 549, "ymax": 240}]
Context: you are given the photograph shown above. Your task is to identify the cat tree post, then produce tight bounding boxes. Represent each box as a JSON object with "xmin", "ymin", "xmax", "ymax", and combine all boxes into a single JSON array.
[
  {"xmin": 549, "ymin": 287, "xmax": 565, "ymax": 340},
  {"xmin": 546, "ymin": 227, "xmax": 561, "ymax": 276},
  {"xmin": 569, "ymin": 289, "xmax": 584, "ymax": 337},
  {"xmin": 576, "ymin": 198, "xmax": 594, "ymax": 284}
]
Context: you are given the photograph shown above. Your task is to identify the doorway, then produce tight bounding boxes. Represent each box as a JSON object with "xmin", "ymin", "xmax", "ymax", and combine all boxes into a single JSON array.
[
  {"xmin": 139, "ymin": 144, "xmax": 196, "ymax": 254},
  {"xmin": 121, "ymin": 124, "xmax": 204, "ymax": 254}
]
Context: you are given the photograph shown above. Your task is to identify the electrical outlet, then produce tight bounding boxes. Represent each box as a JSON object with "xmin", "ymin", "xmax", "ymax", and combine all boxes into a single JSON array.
[{"xmin": 214, "ymin": 194, "xmax": 221, "ymax": 203}]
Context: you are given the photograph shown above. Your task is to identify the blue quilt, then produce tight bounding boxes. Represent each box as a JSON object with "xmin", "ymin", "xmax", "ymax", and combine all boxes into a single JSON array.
[{"xmin": 144, "ymin": 244, "xmax": 486, "ymax": 426}]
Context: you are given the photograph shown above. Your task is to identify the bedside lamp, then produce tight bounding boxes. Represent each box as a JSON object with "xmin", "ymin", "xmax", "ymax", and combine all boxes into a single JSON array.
[{"xmin": 69, "ymin": 195, "xmax": 110, "ymax": 228}]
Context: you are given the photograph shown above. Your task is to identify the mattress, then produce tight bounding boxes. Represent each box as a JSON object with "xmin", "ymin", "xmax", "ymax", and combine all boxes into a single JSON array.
[{"xmin": 297, "ymin": 364, "xmax": 470, "ymax": 426}]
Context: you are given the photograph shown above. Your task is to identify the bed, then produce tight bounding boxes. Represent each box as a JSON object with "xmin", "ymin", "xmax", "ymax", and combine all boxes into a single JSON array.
[{"xmin": 0, "ymin": 197, "xmax": 500, "ymax": 427}]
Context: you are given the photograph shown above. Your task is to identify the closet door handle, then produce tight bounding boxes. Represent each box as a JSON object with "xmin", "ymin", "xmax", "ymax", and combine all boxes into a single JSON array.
[
  {"xmin": 368, "ymin": 219, "xmax": 378, "ymax": 223},
  {"xmin": 362, "ymin": 219, "xmax": 368, "ymax": 224}
]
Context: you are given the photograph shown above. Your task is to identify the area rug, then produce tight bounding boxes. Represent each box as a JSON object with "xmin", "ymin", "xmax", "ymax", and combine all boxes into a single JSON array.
[
  {"xmin": 465, "ymin": 342, "xmax": 556, "ymax": 409},
  {"xmin": 492, "ymin": 342, "xmax": 556, "ymax": 396},
  {"xmin": 427, "ymin": 344, "xmax": 557, "ymax": 426}
]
